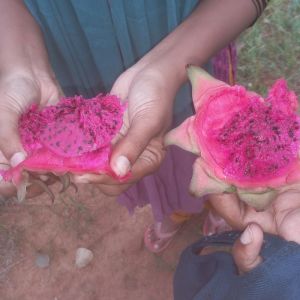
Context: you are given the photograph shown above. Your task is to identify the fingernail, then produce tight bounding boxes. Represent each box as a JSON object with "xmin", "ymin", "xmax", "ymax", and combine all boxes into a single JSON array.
[
  {"xmin": 113, "ymin": 155, "xmax": 131, "ymax": 177},
  {"xmin": 240, "ymin": 225, "xmax": 253, "ymax": 245},
  {"xmin": 10, "ymin": 152, "xmax": 26, "ymax": 167},
  {"xmin": 74, "ymin": 175, "xmax": 90, "ymax": 184},
  {"xmin": 39, "ymin": 175, "xmax": 49, "ymax": 182}
]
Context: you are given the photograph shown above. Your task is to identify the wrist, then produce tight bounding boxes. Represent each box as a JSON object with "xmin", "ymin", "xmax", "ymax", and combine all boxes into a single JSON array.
[
  {"xmin": 135, "ymin": 0, "xmax": 258, "ymax": 91},
  {"xmin": 0, "ymin": 0, "xmax": 52, "ymax": 79}
]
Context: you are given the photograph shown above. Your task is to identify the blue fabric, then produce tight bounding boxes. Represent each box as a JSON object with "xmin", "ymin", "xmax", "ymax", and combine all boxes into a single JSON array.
[
  {"xmin": 24, "ymin": 0, "xmax": 201, "ymax": 124},
  {"xmin": 174, "ymin": 231, "xmax": 300, "ymax": 300}
]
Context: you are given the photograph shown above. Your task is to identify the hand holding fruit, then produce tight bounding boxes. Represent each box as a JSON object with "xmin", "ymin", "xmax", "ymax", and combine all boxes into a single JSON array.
[{"xmin": 73, "ymin": 62, "xmax": 178, "ymax": 196}]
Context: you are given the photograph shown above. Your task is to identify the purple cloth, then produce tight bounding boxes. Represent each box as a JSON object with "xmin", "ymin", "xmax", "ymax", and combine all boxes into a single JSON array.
[
  {"xmin": 118, "ymin": 146, "xmax": 204, "ymax": 222},
  {"xmin": 212, "ymin": 42, "xmax": 237, "ymax": 85}
]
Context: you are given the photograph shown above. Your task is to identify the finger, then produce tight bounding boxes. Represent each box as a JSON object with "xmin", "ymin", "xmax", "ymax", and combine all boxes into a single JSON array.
[
  {"xmin": 0, "ymin": 181, "xmax": 17, "ymax": 199},
  {"xmin": 208, "ymin": 193, "xmax": 276, "ymax": 233},
  {"xmin": 273, "ymin": 191, "xmax": 300, "ymax": 243},
  {"xmin": 233, "ymin": 223, "xmax": 263, "ymax": 274},
  {"xmin": 91, "ymin": 183, "xmax": 132, "ymax": 197},
  {"xmin": 278, "ymin": 207, "xmax": 300, "ymax": 243},
  {"xmin": 272, "ymin": 190, "xmax": 300, "ymax": 214},
  {"xmin": 0, "ymin": 150, "xmax": 15, "ymax": 197},
  {"xmin": 208, "ymin": 193, "xmax": 246, "ymax": 229},
  {"xmin": 72, "ymin": 173, "xmax": 113, "ymax": 184},
  {"xmin": 0, "ymin": 76, "xmax": 38, "ymax": 161},
  {"xmin": 0, "ymin": 106, "xmax": 26, "ymax": 162},
  {"xmin": 128, "ymin": 145, "xmax": 166, "ymax": 179},
  {"xmin": 72, "ymin": 174, "xmax": 132, "ymax": 197},
  {"xmin": 74, "ymin": 137, "xmax": 165, "ymax": 185},
  {"xmin": 109, "ymin": 119, "xmax": 164, "ymax": 177},
  {"xmin": 72, "ymin": 174, "xmax": 101, "ymax": 184}
]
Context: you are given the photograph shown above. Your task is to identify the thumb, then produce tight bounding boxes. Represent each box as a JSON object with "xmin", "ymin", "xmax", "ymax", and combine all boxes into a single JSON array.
[
  {"xmin": 0, "ymin": 106, "xmax": 26, "ymax": 165},
  {"xmin": 110, "ymin": 118, "xmax": 163, "ymax": 177},
  {"xmin": 233, "ymin": 223, "xmax": 263, "ymax": 274}
]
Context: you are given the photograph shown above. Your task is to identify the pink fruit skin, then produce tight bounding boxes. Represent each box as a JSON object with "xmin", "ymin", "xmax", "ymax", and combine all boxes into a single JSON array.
[
  {"xmin": 165, "ymin": 66, "xmax": 300, "ymax": 210},
  {"xmin": 2, "ymin": 94, "xmax": 126, "ymax": 183}
]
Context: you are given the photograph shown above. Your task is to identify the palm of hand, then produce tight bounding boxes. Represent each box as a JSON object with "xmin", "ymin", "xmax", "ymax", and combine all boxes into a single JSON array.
[
  {"xmin": 209, "ymin": 190, "xmax": 300, "ymax": 243},
  {"xmin": 72, "ymin": 65, "xmax": 175, "ymax": 196},
  {"xmin": 0, "ymin": 73, "xmax": 61, "ymax": 150},
  {"xmin": 0, "ymin": 73, "xmax": 62, "ymax": 198}
]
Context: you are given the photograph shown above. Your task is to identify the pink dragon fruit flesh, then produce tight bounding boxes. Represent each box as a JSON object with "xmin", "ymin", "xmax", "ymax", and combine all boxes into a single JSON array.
[
  {"xmin": 1, "ymin": 93, "xmax": 125, "ymax": 200},
  {"xmin": 165, "ymin": 66, "xmax": 300, "ymax": 210}
]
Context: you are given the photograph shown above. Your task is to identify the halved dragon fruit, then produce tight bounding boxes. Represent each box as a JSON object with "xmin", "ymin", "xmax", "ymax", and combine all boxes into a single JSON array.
[
  {"xmin": 1, "ymin": 93, "xmax": 125, "ymax": 198},
  {"xmin": 165, "ymin": 66, "xmax": 300, "ymax": 210}
]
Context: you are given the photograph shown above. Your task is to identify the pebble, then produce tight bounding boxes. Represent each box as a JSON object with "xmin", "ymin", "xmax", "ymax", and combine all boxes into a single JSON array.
[
  {"xmin": 75, "ymin": 247, "xmax": 93, "ymax": 268},
  {"xmin": 35, "ymin": 253, "xmax": 50, "ymax": 268}
]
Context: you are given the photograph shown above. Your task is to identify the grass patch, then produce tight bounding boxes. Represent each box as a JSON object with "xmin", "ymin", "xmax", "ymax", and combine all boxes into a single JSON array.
[{"xmin": 237, "ymin": 0, "xmax": 300, "ymax": 95}]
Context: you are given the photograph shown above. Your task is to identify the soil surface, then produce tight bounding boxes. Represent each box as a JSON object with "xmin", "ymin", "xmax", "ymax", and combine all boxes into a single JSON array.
[{"xmin": 0, "ymin": 183, "xmax": 204, "ymax": 300}]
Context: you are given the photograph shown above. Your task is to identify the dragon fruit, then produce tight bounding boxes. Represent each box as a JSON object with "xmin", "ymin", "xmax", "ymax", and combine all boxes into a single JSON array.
[
  {"xmin": 1, "ymin": 93, "xmax": 125, "ymax": 200},
  {"xmin": 165, "ymin": 66, "xmax": 300, "ymax": 210}
]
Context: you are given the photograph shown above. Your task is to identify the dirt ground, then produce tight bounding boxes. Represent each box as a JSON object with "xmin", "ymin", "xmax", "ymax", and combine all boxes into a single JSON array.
[{"xmin": 0, "ymin": 183, "xmax": 204, "ymax": 300}]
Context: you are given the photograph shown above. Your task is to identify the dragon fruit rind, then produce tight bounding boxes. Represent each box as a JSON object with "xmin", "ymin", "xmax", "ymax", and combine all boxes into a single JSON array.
[
  {"xmin": 2, "ymin": 93, "xmax": 125, "ymax": 185},
  {"xmin": 165, "ymin": 66, "xmax": 300, "ymax": 210}
]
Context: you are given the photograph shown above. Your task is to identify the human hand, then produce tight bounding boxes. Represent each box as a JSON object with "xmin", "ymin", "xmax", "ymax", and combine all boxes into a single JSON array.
[
  {"xmin": 0, "ymin": 0, "xmax": 63, "ymax": 199},
  {"xmin": 0, "ymin": 70, "xmax": 62, "ymax": 198},
  {"xmin": 208, "ymin": 190, "xmax": 300, "ymax": 243},
  {"xmin": 72, "ymin": 62, "xmax": 181, "ymax": 196},
  {"xmin": 210, "ymin": 202, "xmax": 300, "ymax": 274},
  {"xmin": 230, "ymin": 223, "xmax": 263, "ymax": 273},
  {"xmin": 0, "ymin": 0, "xmax": 63, "ymax": 163},
  {"xmin": 0, "ymin": 71, "xmax": 62, "ymax": 160},
  {"xmin": 199, "ymin": 223, "xmax": 264, "ymax": 274}
]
